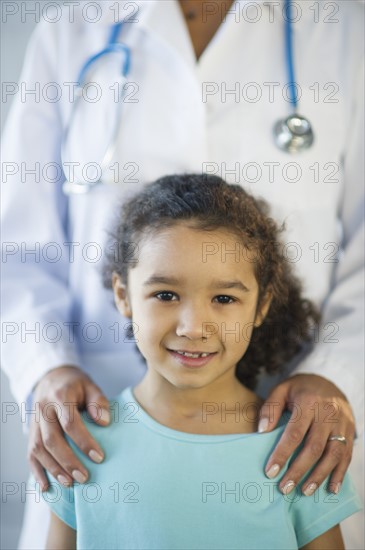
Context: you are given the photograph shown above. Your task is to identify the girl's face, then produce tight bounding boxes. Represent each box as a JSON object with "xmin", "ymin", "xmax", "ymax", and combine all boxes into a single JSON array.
[{"xmin": 113, "ymin": 223, "xmax": 271, "ymax": 391}]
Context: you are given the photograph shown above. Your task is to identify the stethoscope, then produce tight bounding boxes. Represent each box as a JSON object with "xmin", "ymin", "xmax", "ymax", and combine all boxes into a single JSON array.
[
  {"xmin": 62, "ymin": 0, "xmax": 314, "ymax": 195},
  {"xmin": 62, "ymin": 21, "xmax": 130, "ymax": 195},
  {"xmin": 273, "ymin": 0, "xmax": 314, "ymax": 154}
]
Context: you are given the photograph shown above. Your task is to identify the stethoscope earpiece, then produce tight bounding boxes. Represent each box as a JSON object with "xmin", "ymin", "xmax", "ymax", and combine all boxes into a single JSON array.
[{"xmin": 273, "ymin": 113, "xmax": 314, "ymax": 153}]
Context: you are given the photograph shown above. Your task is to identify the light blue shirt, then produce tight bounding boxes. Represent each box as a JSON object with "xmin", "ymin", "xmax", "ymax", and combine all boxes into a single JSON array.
[{"xmin": 40, "ymin": 387, "xmax": 361, "ymax": 549}]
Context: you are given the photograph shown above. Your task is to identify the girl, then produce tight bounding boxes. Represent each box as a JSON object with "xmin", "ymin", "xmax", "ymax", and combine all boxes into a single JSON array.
[{"xmin": 43, "ymin": 174, "xmax": 361, "ymax": 549}]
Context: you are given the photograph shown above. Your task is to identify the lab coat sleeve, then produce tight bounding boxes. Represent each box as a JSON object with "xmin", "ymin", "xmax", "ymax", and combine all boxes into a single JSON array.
[
  {"xmin": 292, "ymin": 58, "xmax": 365, "ymax": 435},
  {"xmin": 1, "ymin": 20, "xmax": 81, "ymax": 406}
]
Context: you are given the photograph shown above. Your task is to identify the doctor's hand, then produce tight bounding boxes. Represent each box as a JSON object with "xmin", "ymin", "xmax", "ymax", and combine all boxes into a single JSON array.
[
  {"xmin": 28, "ymin": 365, "xmax": 110, "ymax": 491},
  {"xmin": 259, "ymin": 374, "xmax": 355, "ymax": 496}
]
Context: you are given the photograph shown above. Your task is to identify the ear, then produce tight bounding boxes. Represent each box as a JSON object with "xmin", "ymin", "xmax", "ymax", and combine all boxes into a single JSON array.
[
  {"xmin": 112, "ymin": 272, "xmax": 132, "ymax": 318},
  {"xmin": 254, "ymin": 289, "xmax": 273, "ymax": 328}
]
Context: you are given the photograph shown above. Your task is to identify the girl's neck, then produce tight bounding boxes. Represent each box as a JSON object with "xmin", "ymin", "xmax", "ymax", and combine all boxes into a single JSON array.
[{"xmin": 133, "ymin": 373, "xmax": 263, "ymax": 435}]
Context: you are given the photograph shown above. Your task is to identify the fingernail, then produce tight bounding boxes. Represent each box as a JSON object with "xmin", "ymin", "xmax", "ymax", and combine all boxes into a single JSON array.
[
  {"xmin": 265, "ymin": 464, "xmax": 280, "ymax": 479},
  {"xmin": 303, "ymin": 482, "xmax": 318, "ymax": 496},
  {"xmin": 57, "ymin": 474, "xmax": 71, "ymax": 487},
  {"xmin": 258, "ymin": 417, "xmax": 269, "ymax": 433},
  {"xmin": 281, "ymin": 480, "xmax": 296, "ymax": 495},
  {"xmin": 330, "ymin": 482, "xmax": 341, "ymax": 494},
  {"xmin": 100, "ymin": 408, "xmax": 110, "ymax": 424},
  {"xmin": 89, "ymin": 449, "xmax": 104, "ymax": 463},
  {"xmin": 72, "ymin": 470, "xmax": 87, "ymax": 483}
]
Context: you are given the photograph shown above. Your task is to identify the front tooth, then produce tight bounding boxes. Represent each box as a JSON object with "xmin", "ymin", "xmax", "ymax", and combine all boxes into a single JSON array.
[{"xmin": 176, "ymin": 351, "xmax": 212, "ymax": 358}]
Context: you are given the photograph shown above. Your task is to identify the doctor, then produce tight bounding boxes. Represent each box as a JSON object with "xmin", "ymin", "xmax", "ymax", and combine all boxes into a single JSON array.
[{"xmin": 1, "ymin": 0, "xmax": 363, "ymax": 548}]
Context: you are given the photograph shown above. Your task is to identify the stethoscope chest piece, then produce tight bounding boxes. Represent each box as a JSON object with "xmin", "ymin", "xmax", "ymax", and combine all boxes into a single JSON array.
[{"xmin": 274, "ymin": 113, "xmax": 314, "ymax": 153}]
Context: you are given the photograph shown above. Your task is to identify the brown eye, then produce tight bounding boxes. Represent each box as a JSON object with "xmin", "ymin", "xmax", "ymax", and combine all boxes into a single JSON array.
[
  {"xmin": 214, "ymin": 295, "xmax": 235, "ymax": 304},
  {"xmin": 155, "ymin": 292, "xmax": 177, "ymax": 301}
]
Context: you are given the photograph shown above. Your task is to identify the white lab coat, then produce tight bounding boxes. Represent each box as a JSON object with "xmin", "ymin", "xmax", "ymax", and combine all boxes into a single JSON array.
[{"xmin": 1, "ymin": 1, "xmax": 364, "ymax": 548}]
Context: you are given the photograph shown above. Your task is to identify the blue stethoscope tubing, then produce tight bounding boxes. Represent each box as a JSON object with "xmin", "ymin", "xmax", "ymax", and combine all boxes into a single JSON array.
[
  {"xmin": 285, "ymin": 0, "xmax": 297, "ymax": 108},
  {"xmin": 62, "ymin": 0, "xmax": 314, "ymax": 194},
  {"xmin": 61, "ymin": 21, "xmax": 131, "ymax": 194},
  {"xmin": 78, "ymin": 22, "xmax": 130, "ymax": 83},
  {"xmin": 274, "ymin": 0, "xmax": 314, "ymax": 152}
]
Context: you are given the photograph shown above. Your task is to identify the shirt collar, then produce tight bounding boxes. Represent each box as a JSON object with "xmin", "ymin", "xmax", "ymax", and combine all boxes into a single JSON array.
[
  {"xmin": 98, "ymin": 0, "xmax": 280, "ymax": 27},
  {"xmin": 97, "ymin": 0, "xmax": 306, "ymax": 36}
]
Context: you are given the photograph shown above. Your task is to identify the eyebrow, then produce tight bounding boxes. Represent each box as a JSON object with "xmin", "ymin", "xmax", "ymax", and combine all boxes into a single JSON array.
[
  {"xmin": 143, "ymin": 275, "xmax": 180, "ymax": 287},
  {"xmin": 211, "ymin": 279, "xmax": 250, "ymax": 292},
  {"xmin": 143, "ymin": 275, "xmax": 250, "ymax": 292}
]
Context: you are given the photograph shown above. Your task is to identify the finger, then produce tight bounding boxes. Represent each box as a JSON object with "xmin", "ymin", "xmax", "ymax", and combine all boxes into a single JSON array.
[
  {"xmin": 40, "ymin": 409, "xmax": 89, "ymax": 483},
  {"xmin": 28, "ymin": 457, "xmax": 50, "ymax": 492},
  {"xmin": 84, "ymin": 382, "xmax": 110, "ymax": 426},
  {"xmin": 29, "ymin": 446, "xmax": 74, "ymax": 489},
  {"xmin": 328, "ymin": 458, "xmax": 352, "ymax": 494},
  {"xmin": 264, "ymin": 415, "xmax": 312, "ymax": 480},
  {"xmin": 44, "ymin": 397, "xmax": 105, "ymax": 464},
  {"xmin": 277, "ymin": 433, "xmax": 330, "ymax": 495},
  {"xmin": 303, "ymin": 436, "xmax": 354, "ymax": 496},
  {"xmin": 28, "ymin": 418, "xmax": 55, "ymax": 491},
  {"xmin": 259, "ymin": 384, "xmax": 288, "ymax": 433}
]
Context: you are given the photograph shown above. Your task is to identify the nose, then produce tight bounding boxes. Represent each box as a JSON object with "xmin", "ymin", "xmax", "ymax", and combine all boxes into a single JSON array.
[{"xmin": 175, "ymin": 301, "xmax": 210, "ymax": 341}]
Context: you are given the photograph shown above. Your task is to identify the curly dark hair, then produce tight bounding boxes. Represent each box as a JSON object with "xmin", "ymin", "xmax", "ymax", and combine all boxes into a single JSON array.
[{"xmin": 102, "ymin": 173, "xmax": 320, "ymax": 389}]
